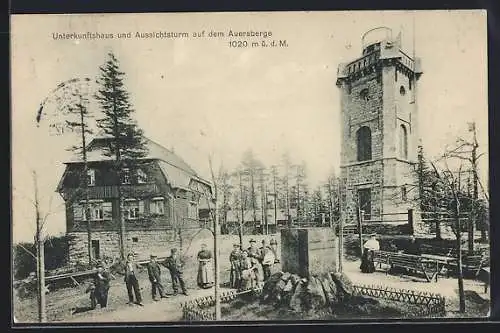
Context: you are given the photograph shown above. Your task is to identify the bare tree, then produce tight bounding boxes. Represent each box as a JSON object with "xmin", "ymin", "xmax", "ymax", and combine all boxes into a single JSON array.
[
  {"xmin": 429, "ymin": 159, "xmax": 468, "ymax": 313},
  {"xmin": 281, "ymin": 152, "xmax": 293, "ymax": 227},
  {"xmin": 240, "ymin": 149, "xmax": 264, "ymax": 231}
]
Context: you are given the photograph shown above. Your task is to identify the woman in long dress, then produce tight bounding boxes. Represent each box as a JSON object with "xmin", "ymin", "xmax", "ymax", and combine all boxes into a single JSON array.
[
  {"xmin": 197, "ymin": 244, "xmax": 214, "ymax": 289},
  {"xmin": 239, "ymin": 250, "xmax": 259, "ymax": 291},
  {"xmin": 360, "ymin": 234, "xmax": 379, "ymax": 273}
]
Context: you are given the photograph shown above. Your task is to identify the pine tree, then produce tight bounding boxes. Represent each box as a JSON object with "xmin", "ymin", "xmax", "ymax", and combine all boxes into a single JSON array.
[{"xmin": 95, "ymin": 52, "xmax": 148, "ymax": 260}]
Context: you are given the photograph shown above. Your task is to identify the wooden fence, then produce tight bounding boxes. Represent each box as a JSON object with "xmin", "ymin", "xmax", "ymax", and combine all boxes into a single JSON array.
[
  {"xmin": 181, "ymin": 283, "xmax": 446, "ymax": 321},
  {"xmin": 352, "ymin": 284, "xmax": 446, "ymax": 317}
]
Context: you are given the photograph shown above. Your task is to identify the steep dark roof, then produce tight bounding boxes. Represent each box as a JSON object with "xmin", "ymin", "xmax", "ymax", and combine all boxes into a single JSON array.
[{"xmin": 62, "ymin": 136, "xmax": 211, "ymax": 190}]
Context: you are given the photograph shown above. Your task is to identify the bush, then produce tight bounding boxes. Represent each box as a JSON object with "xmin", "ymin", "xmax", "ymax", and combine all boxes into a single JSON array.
[{"xmin": 13, "ymin": 235, "xmax": 72, "ymax": 280}]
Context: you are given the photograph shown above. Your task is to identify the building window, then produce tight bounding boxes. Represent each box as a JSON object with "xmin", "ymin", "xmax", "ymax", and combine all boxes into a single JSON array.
[
  {"xmin": 357, "ymin": 126, "xmax": 372, "ymax": 161},
  {"xmin": 137, "ymin": 168, "xmax": 148, "ymax": 184},
  {"xmin": 74, "ymin": 201, "xmax": 111, "ymax": 221},
  {"xmin": 357, "ymin": 188, "xmax": 371, "ymax": 221},
  {"xmin": 409, "ymin": 78, "xmax": 412, "ymax": 90},
  {"xmin": 395, "ymin": 69, "xmax": 398, "ymax": 82},
  {"xmin": 122, "ymin": 168, "xmax": 131, "ymax": 184},
  {"xmin": 401, "ymin": 186, "xmax": 407, "ymax": 201},
  {"xmin": 125, "ymin": 199, "xmax": 144, "ymax": 219},
  {"xmin": 400, "ymin": 85, "xmax": 406, "ymax": 96},
  {"xmin": 400, "ymin": 124, "xmax": 408, "ymax": 159},
  {"xmin": 151, "ymin": 197, "xmax": 165, "ymax": 215},
  {"xmin": 359, "ymin": 88, "xmax": 369, "ymax": 101},
  {"xmin": 87, "ymin": 169, "xmax": 95, "ymax": 186},
  {"xmin": 132, "ymin": 237, "xmax": 139, "ymax": 243},
  {"xmin": 188, "ymin": 201, "xmax": 198, "ymax": 219}
]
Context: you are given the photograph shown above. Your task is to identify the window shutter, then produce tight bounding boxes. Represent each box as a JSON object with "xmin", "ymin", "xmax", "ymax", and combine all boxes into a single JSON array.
[
  {"xmin": 158, "ymin": 200, "xmax": 164, "ymax": 215},
  {"xmin": 103, "ymin": 202, "xmax": 113, "ymax": 219},
  {"xmin": 73, "ymin": 203, "xmax": 83, "ymax": 220},
  {"xmin": 138, "ymin": 200, "xmax": 145, "ymax": 214}
]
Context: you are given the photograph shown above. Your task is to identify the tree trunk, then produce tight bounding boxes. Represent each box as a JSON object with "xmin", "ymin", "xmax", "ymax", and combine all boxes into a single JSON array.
[
  {"xmin": 357, "ymin": 207, "xmax": 364, "ymax": 259},
  {"xmin": 455, "ymin": 200, "xmax": 466, "ymax": 313},
  {"xmin": 34, "ymin": 171, "xmax": 47, "ymax": 323},
  {"xmin": 118, "ymin": 184, "xmax": 126, "ymax": 260},
  {"xmin": 36, "ymin": 234, "xmax": 46, "ymax": 323}
]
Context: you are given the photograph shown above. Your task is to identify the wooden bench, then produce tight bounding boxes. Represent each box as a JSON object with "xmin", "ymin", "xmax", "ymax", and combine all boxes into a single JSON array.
[
  {"xmin": 372, "ymin": 250, "xmax": 392, "ymax": 269},
  {"xmin": 388, "ymin": 253, "xmax": 439, "ymax": 282},
  {"xmin": 461, "ymin": 255, "xmax": 487, "ymax": 278},
  {"xmin": 479, "ymin": 267, "xmax": 490, "ymax": 293}
]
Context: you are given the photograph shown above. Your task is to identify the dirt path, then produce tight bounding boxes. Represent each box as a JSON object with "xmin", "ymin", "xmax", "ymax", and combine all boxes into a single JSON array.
[
  {"xmin": 67, "ymin": 286, "xmax": 235, "ymax": 323},
  {"xmin": 342, "ymin": 259, "xmax": 490, "ymax": 317}
]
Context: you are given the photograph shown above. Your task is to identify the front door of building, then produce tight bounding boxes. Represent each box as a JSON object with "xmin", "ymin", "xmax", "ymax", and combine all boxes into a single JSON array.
[{"xmin": 91, "ymin": 240, "xmax": 100, "ymax": 260}]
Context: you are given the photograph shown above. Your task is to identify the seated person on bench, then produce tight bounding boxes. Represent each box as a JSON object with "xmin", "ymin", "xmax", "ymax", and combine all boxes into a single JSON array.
[
  {"xmin": 404, "ymin": 236, "xmax": 421, "ymax": 256},
  {"xmin": 360, "ymin": 233, "xmax": 380, "ymax": 273}
]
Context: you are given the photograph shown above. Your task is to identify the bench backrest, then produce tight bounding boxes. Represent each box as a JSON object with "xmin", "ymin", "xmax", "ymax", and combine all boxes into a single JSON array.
[
  {"xmin": 462, "ymin": 255, "xmax": 483, "ymax": 267},
  {"xmin": 389, "ymin": 253, "xmax": 422, "ymax": 268},
  {"xmin": 373, "ymin": 251, "xmax": 391, "ymax": 261}
]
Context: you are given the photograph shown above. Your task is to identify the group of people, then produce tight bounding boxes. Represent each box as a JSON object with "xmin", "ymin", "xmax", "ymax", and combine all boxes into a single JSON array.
[
  {"xmin": 86, "ymin": 247, "xmax": 188, "ymax": 310},
  {"xmin": 86, "ymin": 238, "xmax": 280, "ymax": 310},
  {"xmin": 229, "ymin": 238, "xmax": 279, "ymax": 291}
]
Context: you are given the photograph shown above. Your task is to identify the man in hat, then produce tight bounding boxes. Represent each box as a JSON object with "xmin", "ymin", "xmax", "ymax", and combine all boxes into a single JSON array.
[
  {"xmin": 124, "ymin": 253, "xmax": 143, "ymax": 306},
  {"xmin": 164, "ymin": 248, "xmax": 188, "ymax": 296},
  {"xmin": 259, "ymin": 239, "xmax": 275, "ymax": 281},
  {"xmin": 360, "ymin": 234, "xmax": 379, "ymax": 273},
  {"xmin": 247, "ymin": 239, "xmax": 259, "ymax": 259},
  {"xmin": 229, "ymin": 243, "xmax": 242, "ymax": 289},
  {"xmin": 247, "ymin": 239, "xmax": 263, "ymax": 285},
  {"xmin": 87, "ymin": 263, "xmax": 111, "ymax": 309},
  {"xmin": 270, "ymin": 238, "xmax": 280, "ymax": 263},
  {"xmin": 147, "ymin": 254, "xmax": 168, "ymax": 301}
]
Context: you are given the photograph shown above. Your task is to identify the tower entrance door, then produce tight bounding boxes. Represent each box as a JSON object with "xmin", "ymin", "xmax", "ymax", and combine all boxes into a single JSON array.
[{"xmin": 358, "ymin": 188, "xmax": 371, "ymax": 221}]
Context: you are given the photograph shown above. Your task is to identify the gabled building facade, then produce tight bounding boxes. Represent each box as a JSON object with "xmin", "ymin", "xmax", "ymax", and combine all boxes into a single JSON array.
[{"xmin": 57, "ymin": 137, "xmax": 212, "ymax": 264}]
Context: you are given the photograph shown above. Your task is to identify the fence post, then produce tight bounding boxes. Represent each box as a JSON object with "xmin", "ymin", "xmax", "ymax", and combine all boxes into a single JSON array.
[{"xmin": 408, "ymin": 209, "xmax": 414, "ymax": 235}]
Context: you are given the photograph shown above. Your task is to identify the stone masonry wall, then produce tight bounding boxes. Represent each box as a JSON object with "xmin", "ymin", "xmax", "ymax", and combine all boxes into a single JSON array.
[
  {"xmin": 67, "ymin": 228, "xmax": 205, "ymax": 266},
  {"xmin": 339, "ymin": 59, "xmax": 423, "ymax": 235}
]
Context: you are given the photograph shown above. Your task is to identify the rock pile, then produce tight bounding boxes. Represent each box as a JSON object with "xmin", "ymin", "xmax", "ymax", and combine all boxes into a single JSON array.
[{"xmin": 260, "ymin": 271, "xmax": 355, "ymax": 312}]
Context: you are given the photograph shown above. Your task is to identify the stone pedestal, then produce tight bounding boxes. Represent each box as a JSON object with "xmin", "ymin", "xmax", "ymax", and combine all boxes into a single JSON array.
[{"xmin": 281, "ymin": 228, "xmax": 338, "ymax": 278}]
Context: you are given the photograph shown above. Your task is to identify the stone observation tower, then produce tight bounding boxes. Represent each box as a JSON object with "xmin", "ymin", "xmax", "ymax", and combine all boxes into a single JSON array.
[{"xmin": 336, "ymin": 27, "xmax": 424, "ymax": 232}]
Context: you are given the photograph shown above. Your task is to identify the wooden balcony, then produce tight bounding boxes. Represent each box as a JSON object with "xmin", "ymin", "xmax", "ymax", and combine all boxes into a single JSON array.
[{"xmin": 61, "ymin": 183, "xmax": 161, "ymax": 201}]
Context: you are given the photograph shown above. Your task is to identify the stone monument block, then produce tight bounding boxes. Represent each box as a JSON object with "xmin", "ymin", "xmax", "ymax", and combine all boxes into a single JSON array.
[{"xmin": 281, "ymin": 227, "xmax": 338, "ymax": 278}]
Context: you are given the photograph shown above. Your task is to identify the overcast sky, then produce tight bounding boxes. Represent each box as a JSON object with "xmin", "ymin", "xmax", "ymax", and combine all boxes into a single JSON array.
[{"xmin": 11, "ymin": 10, "xmax": 488, "ymax": 242}]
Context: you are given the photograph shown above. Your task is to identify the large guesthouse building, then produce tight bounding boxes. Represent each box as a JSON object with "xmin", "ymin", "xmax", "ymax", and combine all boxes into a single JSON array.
[{"xmin": 57, "ymin": 137, "xmax": 212, "ymax": 265}]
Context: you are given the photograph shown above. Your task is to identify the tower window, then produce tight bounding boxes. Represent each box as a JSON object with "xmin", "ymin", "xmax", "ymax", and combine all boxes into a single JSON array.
[
  {"xmin": 132, "ymin": 237, "xmax": 139, "ymax": 243},
  {"xmin": 359, "ymin": 88, "xmax": 369, "ymax": 101},
  {"xmin": 357, "ymin": 126, "xmax": 372, "ymax": 161},
  {"xmin": 400, "ymin": 124, "xmax": 408, "ymax": 159},
  {"xmin": 400, "ymin": 85, "xmax": 406, "ymax": 96}
]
